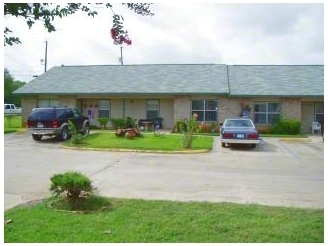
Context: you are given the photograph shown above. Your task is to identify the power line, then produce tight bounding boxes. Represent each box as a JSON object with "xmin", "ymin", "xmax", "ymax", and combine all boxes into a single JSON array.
[
  {"xmin": 4, "ymin": 53, "xmax": 30, "ymax": 68},
  {"xmin": 4, "ymin": 50, "xmax": 45, "ymax": 74},
  {"xmin": 4, "ymin": 53, "xmax": 39, "ymax": 67}
]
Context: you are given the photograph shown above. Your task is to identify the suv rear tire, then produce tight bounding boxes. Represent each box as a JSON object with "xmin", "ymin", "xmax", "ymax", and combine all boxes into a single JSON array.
[
  {"xmin": 32, "ymin": 134, "xmax": 42, "ymax": 141},
  {"xmin": 57, "ymin": 126, "xmax": 70, "ymax": 141}
]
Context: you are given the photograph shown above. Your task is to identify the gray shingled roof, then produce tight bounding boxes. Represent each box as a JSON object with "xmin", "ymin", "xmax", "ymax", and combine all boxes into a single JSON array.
[
  {"xmin": 227, "ymin": 65, "xmax": 324, "ymax": 97},
  {"xmin": 14, "ymin": 64, "xmax": 323, "ymax": 97},
  {"xmin": 14, "ymin": 64, "xmax": 229, "ymax": 95}
]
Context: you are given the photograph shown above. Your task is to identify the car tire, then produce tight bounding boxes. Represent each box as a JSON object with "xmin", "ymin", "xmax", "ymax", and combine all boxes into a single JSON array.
[
  {"xmin": 32, "ymin": 134, "xmax": 42, "ymax": 141},
  {"xmin": 221, "ymin": 143, "xmax": 226, "ymax": 148},
  {"xmin": 82, "ymin": 123, "xmax": 90, "ymax": 136},
  {"xmin": 58, "ymin": 126, "xmax": 69, "ymax": 141}
]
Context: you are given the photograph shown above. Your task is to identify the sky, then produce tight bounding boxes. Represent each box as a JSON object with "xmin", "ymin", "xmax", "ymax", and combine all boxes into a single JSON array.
[{"xmin": 3, "ymin": 2, "xmax": 325, "ymax": 83}]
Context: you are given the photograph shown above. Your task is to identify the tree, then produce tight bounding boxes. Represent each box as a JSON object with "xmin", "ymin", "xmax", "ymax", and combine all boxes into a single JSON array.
[
  {"xmin": 4, "ymin": 68, "xmax": 26, "ymax": 106},
  {"xmin": 4, "ymin": 3, "xmax": 154, "ymax": 46}
]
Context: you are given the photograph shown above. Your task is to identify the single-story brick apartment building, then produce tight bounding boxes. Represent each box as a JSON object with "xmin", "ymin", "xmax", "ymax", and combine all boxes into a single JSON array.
[{"xmin": 14, "ymin": 64, "xmax": 324, "ymax": 133}]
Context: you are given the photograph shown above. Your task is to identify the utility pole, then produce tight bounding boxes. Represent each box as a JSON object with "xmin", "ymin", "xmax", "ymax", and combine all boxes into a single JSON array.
[
  {"xmin": 120, "ymin": 46, "xmax": 123, "ymax": 65},
  {"xmin": 44, "ymin": 40, "xmax": 48, "ymax": 72}
]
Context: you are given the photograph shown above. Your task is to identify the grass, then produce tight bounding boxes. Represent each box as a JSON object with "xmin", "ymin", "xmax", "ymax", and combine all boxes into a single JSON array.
[
  {"xmin": 64, "ymin": 132, "xmax": 214, "ymax": 151},
  {"xmin": 4, "ymin": 198, "xmax": 323, "ymax": 243},
  {"xmin": 4, "ymin": 115, "xmax": 24, "ymax": 133}
]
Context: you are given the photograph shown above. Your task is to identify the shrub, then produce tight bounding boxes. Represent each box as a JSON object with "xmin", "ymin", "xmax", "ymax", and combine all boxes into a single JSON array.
[
  {"xmin": 196, "ymin": 123, "xmax": 204, "ymax": 133},
  {"xmin": 176, "ymin": 120, "xmax": 187, "ymax": 133},
  {"xmin": 111, "ymin": 118, "xmax": 134, "ymax": 129},
  {"xmin": 271, "ymin": 117, "xmax": 301, "ymax": 135},
  {"xmin": 110, "ymin": 118, "xmax": 124, "ymax": 129},
  {"xmin": 214, "ymin": 123, "xmax": 221, "ymax": 133},
  {"xmin": 196, "ymin": 122, "xmax": 212, "ymax": 133},
  {"xmin": 211, "ymin": 122, "xmax": 217, "ymax": 132},
  {"xmin": 257, "ymin": 125, "xmax": 272, "ymax": 134},
  {"xmin": 71, "ymin": 133, "xmax": 84, "ymax": 144},
  {"xmin": 50, "ymin": 171, "xmax": 94, "ymax": 205},
  {"xmin": 182, "ymin": 132, "xmax": 194, "ymax": 148},
  {"xmin": 182, "ymin": 113, "xmax": 198, "ymax": 148},
  {"xmin": 98, "ymin": 117, "xmax": 109, "ymax": 129},
  {"xmin": 124, "ymin": 117, "xmax": 136, "ymax": 128},
  {"xmin": 68, "ymin": 120, "xmax": 84, "ymax": 144}
]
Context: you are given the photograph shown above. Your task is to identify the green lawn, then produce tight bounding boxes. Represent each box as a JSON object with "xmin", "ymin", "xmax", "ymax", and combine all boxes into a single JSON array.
[
  {"xmin": 4, "ymin": 198, "xmax": 323, "ymax": 243},
  {"xmin": 4, "ymin": 115, "xmax": 24, "ymax": 133},
  {"xmin": 64, "ymin": 132, "xmax": 214, "ymax": 152}
]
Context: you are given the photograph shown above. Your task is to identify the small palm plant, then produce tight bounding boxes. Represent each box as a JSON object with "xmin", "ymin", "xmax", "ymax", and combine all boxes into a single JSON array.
[
  {"xmin": 50, "ymin": 171, "xmax": 94, "ymax": 206},
  {"xmin": 68, "ymin": 120, "xmax": 84, "ymax": 144}
]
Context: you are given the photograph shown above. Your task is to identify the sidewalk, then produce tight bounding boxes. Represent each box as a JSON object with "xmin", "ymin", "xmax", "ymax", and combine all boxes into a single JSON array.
[{"xmin": 308, "ymin": 134, "xmax": 324, "ymax": 142}]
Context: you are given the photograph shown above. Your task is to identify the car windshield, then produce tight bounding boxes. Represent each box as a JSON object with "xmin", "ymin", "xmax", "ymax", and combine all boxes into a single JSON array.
[{"xmin": 225, "ymin": 119, "xmax": 253, "ymax": 127}]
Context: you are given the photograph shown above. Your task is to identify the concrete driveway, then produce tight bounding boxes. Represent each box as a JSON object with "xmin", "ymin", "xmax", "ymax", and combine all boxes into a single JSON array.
[{"xmin": 4, "ymin": 131, "xmax": 324, "ymax": 210}]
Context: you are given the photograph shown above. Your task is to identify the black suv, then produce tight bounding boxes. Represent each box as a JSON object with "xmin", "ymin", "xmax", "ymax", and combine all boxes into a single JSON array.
[{"xmin": 27, "ymin": 107, "xmax": 90, "ymax": 141}]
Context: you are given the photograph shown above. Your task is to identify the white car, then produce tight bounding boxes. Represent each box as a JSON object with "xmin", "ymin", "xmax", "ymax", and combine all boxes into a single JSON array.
[{"xmin": 4, "ymin": 104, "xmax": 21, "ymax": 115}]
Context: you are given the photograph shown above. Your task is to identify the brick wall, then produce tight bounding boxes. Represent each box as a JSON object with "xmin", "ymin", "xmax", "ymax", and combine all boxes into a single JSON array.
[
  {"xmin": 173, "ymin": 96, "xmax": 191, "ymax": 123},
  {"xmin": 281, "ymin": 98, "xmax": 302, "ymax": 120},
  {"xmin": 21, "ymin": 97, "xmax": 37, "ymax": 127}
]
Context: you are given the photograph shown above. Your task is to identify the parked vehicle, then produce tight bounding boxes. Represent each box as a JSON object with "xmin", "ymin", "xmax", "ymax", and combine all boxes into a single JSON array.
[
  {"xmin": 4, "ymin": 104, "xmax": 22, "ymax": 115},
  {"xmin": 27, "ymin": 107, "xmax": 90, "ymax": 141},
  {"xmin": 220, "ymin": 118, "xmax": 260, "ymax": 148}
]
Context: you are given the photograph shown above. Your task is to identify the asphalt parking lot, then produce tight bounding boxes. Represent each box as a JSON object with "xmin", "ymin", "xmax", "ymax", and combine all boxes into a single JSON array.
[{"xmin": 4, "ymin": 131, "xmax": 324, "ymax": 210}]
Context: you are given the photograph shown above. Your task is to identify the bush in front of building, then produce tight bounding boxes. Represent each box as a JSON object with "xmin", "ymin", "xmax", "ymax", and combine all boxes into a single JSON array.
[
  {"xmin": 98, "ymin": 117, "xmax": 109, "ymax": 129},
  {"xmin": 110, "ymin": 117, "xmax": 136, "ymax": 129},
  {"xmin": 174, "ymin": 120, "xmax": 220, "ymax": 134},
  {"xmin": 182, "ymin": 113, "xmax": 198, "ymax": 148},
  {"xmin": 256, "ymin": 125, "xmax": 272, "ymax": 134},
  {"xmin": 271, "ymin": 117, "xmax": 301, "ymax": 135},
  {"xmin": 175, "ymin": 120, "xmax": 187, "ymax": 133}
]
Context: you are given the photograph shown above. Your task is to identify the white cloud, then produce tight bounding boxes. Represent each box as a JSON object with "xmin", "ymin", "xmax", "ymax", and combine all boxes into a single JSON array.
[{"xmin": 3, "ymin": 3, "xmax": 324, "ymax": 82}]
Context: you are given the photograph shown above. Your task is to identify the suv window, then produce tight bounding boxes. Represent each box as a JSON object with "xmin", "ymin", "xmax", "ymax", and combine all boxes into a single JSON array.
[
  {"xmin": 55, "ymin": 109, "xmax": 70, "ymax": 119},
  {"xmin": 72, "ymin": 108, "xmax": 82, "ymax": 117},
  {"xmin": 29, "ymin": 108, "xmax": 55, "ymax": 120},
  {"xmin": 66, "ymin": 110, "xmax": 75, "ymax": 118}
]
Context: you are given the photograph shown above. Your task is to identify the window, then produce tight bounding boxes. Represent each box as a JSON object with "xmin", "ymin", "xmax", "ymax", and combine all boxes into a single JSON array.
[
  {"xmin": 98, "ymin": 100, "xmax": 110, "ymax": 118},
  {"xmin": 315, "ymin": 102, "xmax": 324, "ymax": 125},
  {"xmin": 253, "ymin": 102, "xmax": 281, "ymax": 124},
  {"xmin": 192, "ymin": 99, "xmax": 218, "ymax": 122},
  {"xmin": 72, "ymin": 108, "xmax": 83, "ymax": 117},
  {"xmin": 38, "ymin": 99, "xmax": 59, "ymax": 107},
  {"xmin": 146, "ymin": 99, "xmax": 159, "ymax": 119}
]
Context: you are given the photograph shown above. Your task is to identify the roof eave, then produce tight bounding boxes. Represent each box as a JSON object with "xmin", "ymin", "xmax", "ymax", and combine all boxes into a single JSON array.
[
  {"xmin": 15, "ymin": 92, "xmax": 230, "ymax": 96},
  {"xmin": 228, "ymin": 94, "xmax": 324, "ymax": 98}
]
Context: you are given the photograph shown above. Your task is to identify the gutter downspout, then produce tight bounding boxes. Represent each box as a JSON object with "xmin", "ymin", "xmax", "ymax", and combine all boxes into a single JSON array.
[
  {"xmin": 226, "ymin": 65, "xmax": 231, "ymax": 95},
  {"xmin": 123, "ymin": 98, "xmax": 125, "ymax": 117}
]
